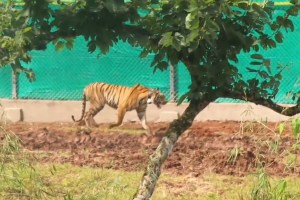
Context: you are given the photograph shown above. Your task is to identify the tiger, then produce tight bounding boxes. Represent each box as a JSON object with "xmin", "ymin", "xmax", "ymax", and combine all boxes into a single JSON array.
[{"xmin": 71, "ymin": 82, "xmax": 167, "ymax": 134}]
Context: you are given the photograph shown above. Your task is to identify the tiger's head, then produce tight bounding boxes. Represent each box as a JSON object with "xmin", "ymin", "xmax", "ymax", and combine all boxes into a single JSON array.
[{"xmin": 147, "ymin": 88, "xmax": 167, "ymax": 109}]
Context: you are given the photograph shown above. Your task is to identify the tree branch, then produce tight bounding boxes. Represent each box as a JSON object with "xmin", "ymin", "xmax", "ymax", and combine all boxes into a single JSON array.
[
  {"xmin": 244, "ymin": 96, "xmax": 300, "ymax": 116},
  {"xmin": 221, "ymin": 90, "xmax": 300, "ymax": 116}
]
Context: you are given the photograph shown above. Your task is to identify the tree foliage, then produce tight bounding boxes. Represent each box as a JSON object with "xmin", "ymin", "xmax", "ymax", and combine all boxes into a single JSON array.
[
  {"xmin": 131, "ymin": 0, "xmax": 300, "ymax": 107},
  {"xmin": 0, "ymin": 0, "xmax": 35, "ymax": 80}
]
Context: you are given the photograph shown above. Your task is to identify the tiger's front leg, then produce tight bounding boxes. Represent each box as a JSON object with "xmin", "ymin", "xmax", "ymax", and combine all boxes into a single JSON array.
[
  {"xmin": 109, "ymin": 107, "xmax": 126, "ymax": 129},
  {"xmin": 136, "ymin": 108, "xmax": 152, "ymax": 135}
]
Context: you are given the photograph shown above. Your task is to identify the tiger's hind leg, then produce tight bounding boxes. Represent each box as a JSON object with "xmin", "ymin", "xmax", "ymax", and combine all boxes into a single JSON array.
[
  {"xmin": 84, "ymin": 105, "xmax": 104, "ymax": 128},
  {"xmin": 77, "ymin": 120, "xmax": 86, "ymax": 126},
  {"xmin": 109, "ymin": 107, "xmax": 126, "ymax": 129}
]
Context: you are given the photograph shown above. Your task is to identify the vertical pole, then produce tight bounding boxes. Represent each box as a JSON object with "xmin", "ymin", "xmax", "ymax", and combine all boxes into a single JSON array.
[
  {"xmin": 169, "ymin": 63, "xmax": 177, "ymax": 103},
  {"xmin": 12, "ymin": 70, "xmax": 18, "ymax": 99}
]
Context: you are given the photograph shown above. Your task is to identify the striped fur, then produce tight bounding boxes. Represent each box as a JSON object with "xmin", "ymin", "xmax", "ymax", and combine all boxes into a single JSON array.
[{"xmin": 71, "ymin": 82, "xmax": 167, "ymax": 134}]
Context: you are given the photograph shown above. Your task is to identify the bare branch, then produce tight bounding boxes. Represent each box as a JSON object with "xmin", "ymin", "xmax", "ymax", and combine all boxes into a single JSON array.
[
  {"xmin": 221, "ymin": 90, "xmax": 300, "ymax": 117},
  {"xmin": 244, "ymin": 97, "xmax": 300, "ymax": 116}
]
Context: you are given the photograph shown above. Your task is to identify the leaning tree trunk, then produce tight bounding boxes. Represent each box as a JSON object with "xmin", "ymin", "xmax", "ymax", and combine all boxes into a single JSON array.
[{"xmin": 133, "ymin": 99, "xmax": 209, "ymax": 200}]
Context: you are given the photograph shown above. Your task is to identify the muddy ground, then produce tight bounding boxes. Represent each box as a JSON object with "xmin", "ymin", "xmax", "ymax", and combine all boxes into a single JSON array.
[{"xmin": 3, "ymin": 121, "xmax": 300, "ymax": 177}]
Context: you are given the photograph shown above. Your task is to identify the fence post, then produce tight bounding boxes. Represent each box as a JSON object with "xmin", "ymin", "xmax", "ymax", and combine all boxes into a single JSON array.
[
  {"xmin": 12, "ymin": 70, "xmax": 18, "ymax": 99},
  {"xmin": 169, "ymin": 63, "xmax": 177, "ymax": 102}
]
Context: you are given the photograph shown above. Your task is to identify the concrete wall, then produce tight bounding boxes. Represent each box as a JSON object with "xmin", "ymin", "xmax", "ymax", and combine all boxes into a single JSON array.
[{"xmin": 0, "ymin": 99, "xmax": 296, "ymax": 123}]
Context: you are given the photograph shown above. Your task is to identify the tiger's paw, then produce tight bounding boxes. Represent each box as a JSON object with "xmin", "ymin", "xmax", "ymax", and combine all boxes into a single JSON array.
[
  {"xmin": 108, "ymin": 123, "xmax": 122, "ymax": 129},
  {"xmin": 80, "ymin": 126, "xmax": 92, "ymax": 135},
  {"xmin": 108, "ymin": 124, "xmax": 116, "ymax": 129}
]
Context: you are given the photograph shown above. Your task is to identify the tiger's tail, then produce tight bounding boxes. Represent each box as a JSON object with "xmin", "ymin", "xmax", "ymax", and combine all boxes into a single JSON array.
[{"xmin": 71, "ymin": 92, "xmax": 86, "ymax": 122}]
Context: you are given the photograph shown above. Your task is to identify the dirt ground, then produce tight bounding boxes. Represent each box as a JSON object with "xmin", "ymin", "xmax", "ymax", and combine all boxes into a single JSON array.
[{"xmin": 3, "ymin": 121, "xmax": 300, "ymax": 177}]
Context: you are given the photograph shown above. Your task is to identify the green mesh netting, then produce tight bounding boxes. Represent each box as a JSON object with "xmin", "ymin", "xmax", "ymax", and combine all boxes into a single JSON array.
[
  {"xmin": 0, "ymin": 67, "xmax": 12, "ymax": 99},
  {"xmin": 16, "ymin": 39, "xmax": 170, "ymax": 100}
]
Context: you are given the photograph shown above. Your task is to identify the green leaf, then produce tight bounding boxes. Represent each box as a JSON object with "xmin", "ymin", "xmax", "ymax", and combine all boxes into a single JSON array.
[
  {"xmin": 291, "ymin": 118, "xmax": 300, "ymax": 137},
  {"xmin": 185, "ymin": 12, "xmax": 199, "ymax": 30},
  {"xmin": 87, "ymin": 41, "xmax": 96, "ymax": 53},
  {"xmin": 290, "ymin": 0, "xmax": 299, "ymax": 4},
  {"xmin": 287, "ymin": 6, "xmax": 299, "ymax": 16},
  {"xmin": 167, "ymin": 50, "xmax": 179, "ymax": 66},
  {"xmin": 263, "ymin": 60, "xmax": 271, "ymax": 73},
  {"xmin": 263, "ymin": 59, "xmax": 271, "ymax": 69},
  {"xmin": 252, "ymin": 4, "xmax": 268, "ymax": 19},
  {"xmin": 251, "ymin": 54, "xmax": 263, "ymax": 60},
  {"xmin": 139, "ymin": 49, "xmax": 149, "ymax": 58},
  {"xmin": 267, "ymin": 39, "xmax": 276, "ymax": 48},
  {"xmin": 250, "ymin": 61, "xmax": 263, "ymax": 66},
  {"xmin": 186, "ymin": 29, "xmax": 199, "ymax": 44},
  {"xmin": 155, "ymin": 61, "xmax": 168, "ymax": 71},
  {"xmin": 263, "ymin": 6, "xmax": 273, "ymax": 18},
  {"xmin": 172, "ymin": 36, "xmax": 182, "ymax": 51},
  {"xmin": 270, "ymin": 22, "xmax": 280, "ymax": 31},
  {"xmin": 25, "ymin": 69, "xmax": 36, "ymax": 82},
  {"xmin": 151, "ymin": 52, "xmax": 165, "ymax": 67},
  {"xmin": 21, "ymin": 54, "xmax": 31, "ymax": 63},
  {"xmin": 99, "ymin": 43, "xmax": 110, "ymax": 54},
  {"xmin": 258, "ymin": 71, "xmax": 269, "ymax": 78},
  {"xmin": 237, "ymin": 2, "xmax": 249, "ymax": 10},
  {"xmin": 207, "ymin": 19, "xmax": 220, "ymax": 32},
  {"xmin": 185, "ymin": 13, "xmax": 193, "ymax": 29},
  {"xmin": 283, "ymin": 18, "xmax": 294, "ymax": 31},
  {"xmin": 275, "ymin": 32, "xmax": 283, "ymax": 43},
  {"xmin": 22, "ymin": 27, "xmax": 32, "ymax": 33},
  {"xmin": 159, "ymin": 32, "xmax": 173, "ymax": 47},
  {"xmin": 55, "ymin": 41, "xmax": 65, "ymax": 52},
  {"xmin": 278, "ymin": 123, "xmax": 285, "ymax": 135},
  {"xmin": 188, "ymin": 39, "xmax": 199, "ymax": 53},
  {"xmin": 65, "ymin": 38, "xmax": 74, "ymax": 50},
  {"xmin": 275, "ymin": 180, "xmax": 287, "ymax": 194},
  {"xmin": 173, "ymin": 32, "xmax": 185, "ymax": 47},
  {"xmin": 266, "ymin": 1, "xmax": 275, "ymax": 6},
  {"xmin": 246, "ymin": 67, "xmax": 258, "ymax": 73},
  {"xmin": 177, "ymin": 92, "xmax": 189, "ymax": 105}
]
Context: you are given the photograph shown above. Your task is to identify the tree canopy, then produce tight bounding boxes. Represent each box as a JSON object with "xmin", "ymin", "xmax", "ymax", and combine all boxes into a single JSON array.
[
  {"xmin": 1, "ymin": 0, "xmax": 300, "ymax": 106},
  {"xmin": 1, "ymin": 0, "xmax": 300, "ymax": 199}
]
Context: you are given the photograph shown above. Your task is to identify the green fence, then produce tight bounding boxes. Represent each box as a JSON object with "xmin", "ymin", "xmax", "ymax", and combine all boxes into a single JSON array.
[
  {"xmin": 0, "ymin": 67, "xmax": 12, "ymax": 99},
  {"xmin": 18, "ymin": 40, "xmax": 168, "ymax": 100},
  {"xmin": 15, "ymin": 39, "xmax": 190, "ymax": 101},
  {"xmin": 0, "ymin": 6, "xmax": 300, "ymax": 103}
]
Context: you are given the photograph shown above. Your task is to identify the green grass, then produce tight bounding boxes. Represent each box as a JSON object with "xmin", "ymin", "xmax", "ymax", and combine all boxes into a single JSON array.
[{"xmin": 1, "ymin": 162, "xmax": 300, "ymax": 200}]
